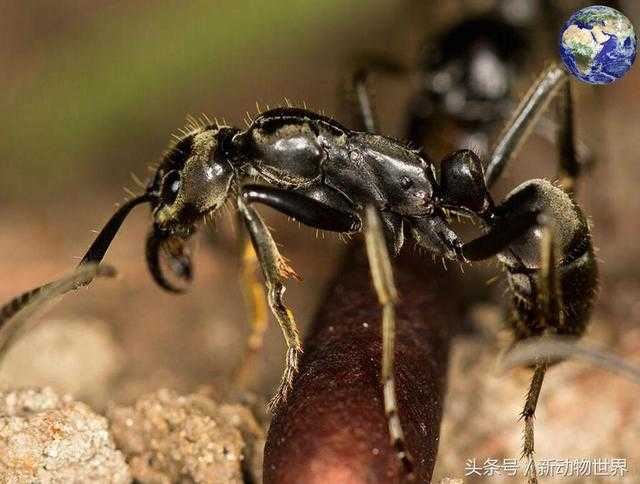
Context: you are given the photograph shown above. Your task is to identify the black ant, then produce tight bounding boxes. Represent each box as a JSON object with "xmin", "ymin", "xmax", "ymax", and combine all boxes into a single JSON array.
[
  {"xmin": 0, "ymin": 62, "xmax": 596, "ymax": 481},
  {"xmin": 351, "ymin": 0, "xmax": 595, "ymax": 170},
  {"xmin": 404, "ymin": 0, "xmax": 534, "ymax": 156}
]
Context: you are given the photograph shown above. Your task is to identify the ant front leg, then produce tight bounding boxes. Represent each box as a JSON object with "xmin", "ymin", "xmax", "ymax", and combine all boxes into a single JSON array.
[
  {"xmin": 240, "ymin": 184, "xmax": 362, "ymax": 233},
  {"xmin": 485, "ymin": 65, "xmax": 581, "ymax": 196},
  {"xmin": 237, "ymin": 184, "xmax": 361, "ymax": 409},
  {"xmin": 231, "ymin": 216, "xmax": 269, "ymax": 390},
  {"xmin": 364, "ymin": 206, "xmax": 414, "ymax": 478},
  {"xmin": 243, "ymin": 185, "xmax": 414, "ymax": 473},
  {"xmin": 237, "ymin": 196, "xmax": 303, "ymax": 411}
]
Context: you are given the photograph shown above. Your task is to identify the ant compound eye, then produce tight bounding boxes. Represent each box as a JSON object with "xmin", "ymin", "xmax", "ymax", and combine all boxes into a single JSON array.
[
  {"xmin": 400, "ymin": 176, "xmax": 413, "ymax": 190},
  {"xmin": 161, "ymin": 170, "xmax": 181, "ymax": 205}
]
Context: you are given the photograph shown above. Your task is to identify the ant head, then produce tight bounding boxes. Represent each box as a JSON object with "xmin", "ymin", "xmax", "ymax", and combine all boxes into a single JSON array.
[
  {"xmin": 148, "ymin": 125, "xmax": 238, "ymax": 232},
  {"xmin": 142, "ymin": 124, "xmax": 239, "ymax": 292},
  {"xmin": 78, "ymin": 122, "xmax": 240, "ymax": 294},
  {"xmin": 439, "ymin": 149, "xmax": 493, "ymax": 217},
  {"xmin": 420, "ymin": 15, "xmax": 525, "ymax": 124}
]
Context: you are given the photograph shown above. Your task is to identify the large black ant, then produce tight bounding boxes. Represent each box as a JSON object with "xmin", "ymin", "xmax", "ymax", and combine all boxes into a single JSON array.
[
  {"xmin": 0, "ymin": 62, "xmax": 596, "ymax": 482},
  {"xmin": 351, "ymin": 0, "xmax": 594, "ymax": 170},
  {"xmin": 404, "ymin": 0, "xmax": 535, "ymax": 155}
]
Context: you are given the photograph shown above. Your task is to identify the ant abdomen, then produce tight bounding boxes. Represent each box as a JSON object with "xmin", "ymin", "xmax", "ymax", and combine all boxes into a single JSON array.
[{"xmin": 495, "ymin": 179, "xmax": 598, "ymax": 342}]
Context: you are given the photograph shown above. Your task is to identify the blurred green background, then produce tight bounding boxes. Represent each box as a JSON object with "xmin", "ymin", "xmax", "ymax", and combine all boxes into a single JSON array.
[
  {"xmin": 3, "ymin": 0, "xmax": 634, "ymax": 199},
  {"xmin": 1, "ymin": 0, "xmax": 409, "ymax": 200}
]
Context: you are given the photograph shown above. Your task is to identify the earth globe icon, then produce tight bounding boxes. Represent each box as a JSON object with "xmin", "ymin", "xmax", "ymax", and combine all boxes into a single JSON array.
[{"xmin": 559, "ymin": 5, "xmax": 637, "ymax": 84}]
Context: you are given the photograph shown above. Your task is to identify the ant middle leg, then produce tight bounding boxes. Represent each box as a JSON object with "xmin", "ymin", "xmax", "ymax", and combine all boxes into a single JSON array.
[
  {"xmin": 364, "ymin": 206, "xmax": 414, "ymax": 478},
  {"xmin": 346, "ymin": 54, "xmax": 406, "ymax": 133},
  {"xmin": 485, "ymin": 65, "xmax": 582, "ymax": 195}
]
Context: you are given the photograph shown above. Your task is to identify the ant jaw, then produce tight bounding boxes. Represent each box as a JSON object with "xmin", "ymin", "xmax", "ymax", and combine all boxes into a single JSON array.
[
  {"xmin": 145, "ymin": 225, "xmax": 195, "ymax": 293},
  {"xmin": 154, "ymin": 199, "xmax": 222, "ymax": 234},
  {"xmin": 410, "ymin": 214, "xmax": 464, "ymax": 261}
]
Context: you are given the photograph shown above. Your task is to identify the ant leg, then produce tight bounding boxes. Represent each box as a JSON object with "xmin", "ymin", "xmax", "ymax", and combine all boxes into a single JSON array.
[
  {"xmin": 364, "ymin": 206, "xmax": 414, "ymax": 477},
  {"xmin": 0, "ymin": 264, "xmax": 116, "ymax": 359},
  {"xmin": 461, "ymin": 211, "xmax": 541, "ymax": 262},
  {"xmin": 352, "ymin": 67, "xmax": 378, "ymax": 134},
  {"xmin": 526, "ymin": 111, "xmax": 593, "ymax": 192},
  {"xmin": 520, "ymin": 225, "xmax": 562, "ymax": 484},
  {"xmin": 409, "ymin": 208, "xmax": 539, "ymax": 264},
  {"xmin": 237, "ymin": 196, "xmax": 302, "ymax": 410},
  {"xmin": 231, "ymin": 216, "xmax": 269, "ymax": 390},
  {"xmin": 485, "ymin": 65, "xmax": 579, "ymax": 191},
  {"xmin": 237, "ymin": 184, "xmax": 361, "ymax": 409},
  {"xmin": 346, "ymin": 54, "xmax": 405, "ymax": 133},
  {"xmin": 522, "ymin": 363, "xmax": 547, "ymax": 484},
  {"xmin": 240, "ymin": 185, "xmax": 362, "ymax": 233},
  {"xmin": 406, "ymin": 93, "xmax": 434, "ymax": 148},
  {"xmin": 538, "ymin": 224, "xmax": 563, "ymax": 328},
  {"xmin": 555, "ymin": 80, "xmax": 580, "ymax": 195}
]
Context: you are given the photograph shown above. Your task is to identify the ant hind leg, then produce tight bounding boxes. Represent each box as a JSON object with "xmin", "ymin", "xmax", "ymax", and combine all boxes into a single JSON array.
[{"xmin": 522, "ymin": 363, "xmax": 548, "ymax": 484}]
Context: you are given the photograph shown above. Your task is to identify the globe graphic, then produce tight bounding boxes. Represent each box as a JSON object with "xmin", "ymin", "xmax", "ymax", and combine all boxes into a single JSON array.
[{"xmin": 559, "ymin": 6, "xmax": 637, "ymax": 84}]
